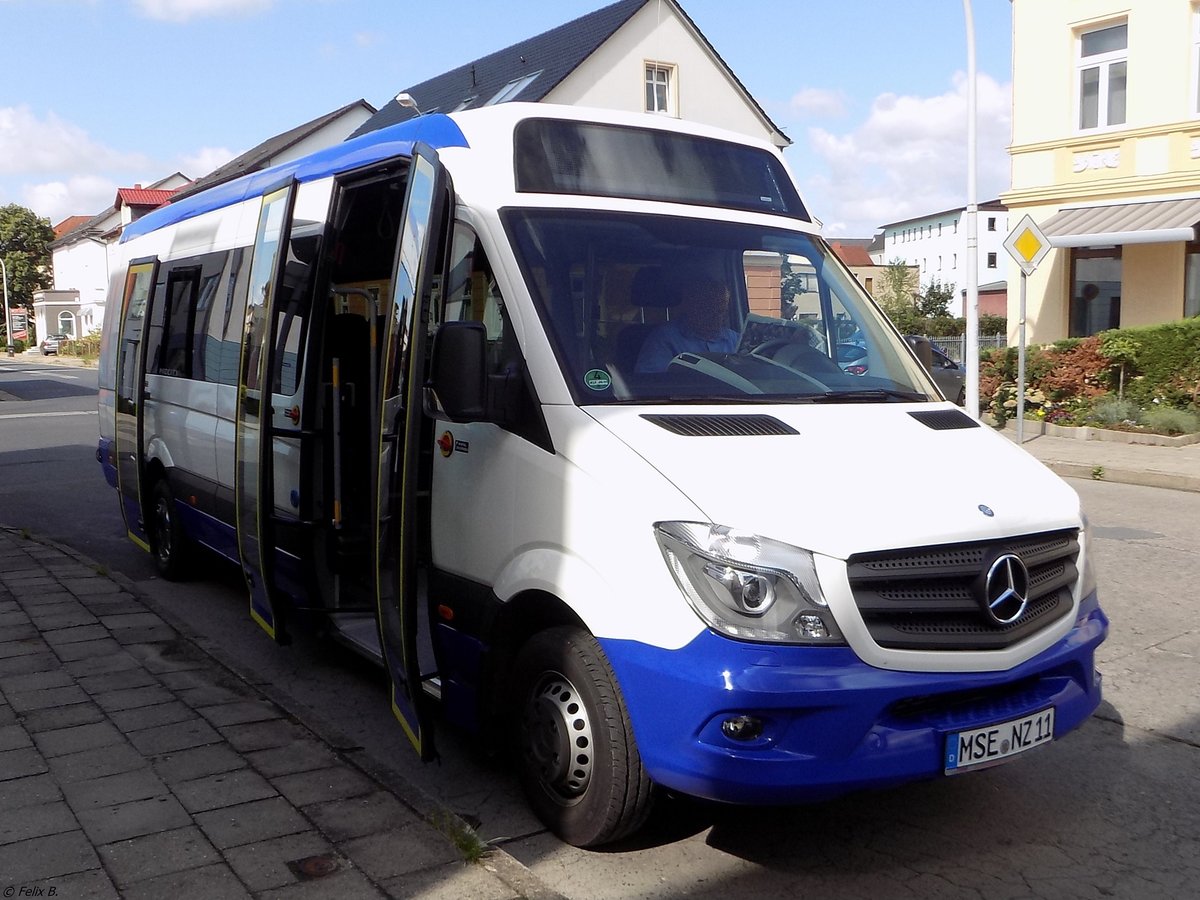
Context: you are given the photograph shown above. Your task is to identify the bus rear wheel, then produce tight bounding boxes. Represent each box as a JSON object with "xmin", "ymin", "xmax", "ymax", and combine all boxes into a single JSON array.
[
  {"xmin": 511, "ymin": 626, "xmax": 653, "ymax": 847},
  {"xmin": 150, "ymin": 479, "xmax": 192, "ymax": 581}
]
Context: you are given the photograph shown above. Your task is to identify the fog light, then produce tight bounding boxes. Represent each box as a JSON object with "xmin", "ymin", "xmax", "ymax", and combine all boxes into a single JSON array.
[
  {"xmin": 795, "ymin": 613, "xmax": 830, "ymax": 639},
  {"xmin": 721, "ymin": 715, "xmax": 764, "ymax": 742}
]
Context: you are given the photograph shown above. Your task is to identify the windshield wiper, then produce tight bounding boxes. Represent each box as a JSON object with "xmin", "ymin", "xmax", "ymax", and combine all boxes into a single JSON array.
[{"xmin": 809, "ymin": 389, "xmax": 930, "ymax": 403}]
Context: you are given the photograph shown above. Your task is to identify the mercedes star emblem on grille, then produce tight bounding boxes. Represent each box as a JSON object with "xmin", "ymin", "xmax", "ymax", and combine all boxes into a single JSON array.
[{"xmin": 984, "ymin": 553, "xmax": 1030, "ymax": 625}]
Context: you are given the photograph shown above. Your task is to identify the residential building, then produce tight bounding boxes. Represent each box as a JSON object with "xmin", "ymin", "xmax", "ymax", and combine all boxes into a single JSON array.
[
  {"xmin": 173, "ymin": 99, "xmax": 375, "ymax": 200},
  {"xmin": 828, "ymin": 238, "xmax": 901, "ymax": 301},
  {"xmin": 38, "ymin": 175, "xmax": 190, "ymax": 340},
  {"xmin": 1003, "ymin": 1, "xmax": 1200, "ymax": 343},
  {"xmin": 351, "ymin": 0, "xmax": 788, "ymax": 149},
  {"xmin": 873, "ymin": 201, "xmax": 1009, "ymax": 316}
]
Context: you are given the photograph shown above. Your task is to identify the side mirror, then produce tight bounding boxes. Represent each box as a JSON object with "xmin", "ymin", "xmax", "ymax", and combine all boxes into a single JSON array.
[
  {"xmin": 904, "ymin": 334, "xmax": 934, "ymax": 372},
  {"xmin": 425, "ymin": 321, "xmax": 487, "ymax": 422}
]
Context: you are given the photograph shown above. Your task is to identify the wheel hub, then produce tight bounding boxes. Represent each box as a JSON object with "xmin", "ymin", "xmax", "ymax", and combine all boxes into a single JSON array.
[
  {"xmin": 522, "ymin": 673, "xmax": 594, "ymax": 800},
  {"xmin": 155, "ymin": 497, "xmax": 172, "ymax": 563}
]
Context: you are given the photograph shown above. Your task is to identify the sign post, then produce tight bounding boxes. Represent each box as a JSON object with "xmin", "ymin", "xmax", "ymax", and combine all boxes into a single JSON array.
[{"xmin": 1002, "ymin": 215, "xmax": 1052, "ymax": 445}]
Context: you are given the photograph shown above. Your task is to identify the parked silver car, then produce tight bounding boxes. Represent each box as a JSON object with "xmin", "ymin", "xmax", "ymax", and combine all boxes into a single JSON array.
[
  {"xmin": 846, "ymin": 338, "xmax": 967, "ymax": 406},
  {"xmin": 41, "ymin": 333, "xmax": 69, "ymax": 355}
]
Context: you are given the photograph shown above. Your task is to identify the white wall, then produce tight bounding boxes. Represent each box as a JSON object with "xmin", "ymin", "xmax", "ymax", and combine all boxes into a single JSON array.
[
  {"xmin": 544, "ymin": 1, "xmax": 784, "ymax": 148},
  {"xmin": 52, "ymin": 238, "xmax": 109, "ymax": 318}
]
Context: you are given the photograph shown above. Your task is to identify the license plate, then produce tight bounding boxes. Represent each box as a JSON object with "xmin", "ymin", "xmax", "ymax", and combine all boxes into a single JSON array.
[{"xmin": 944, "ymin": 707, "xmax": 1055, "ymax": 773}]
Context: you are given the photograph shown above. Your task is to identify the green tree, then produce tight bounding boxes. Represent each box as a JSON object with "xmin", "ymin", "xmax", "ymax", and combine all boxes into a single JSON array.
[
  {"xmin": 918, "ymin": 277, "xmax": 955, "ymax": 318},
  {"xmin": 879, "ymin": 257, "xmax": 917, "ymax": 310},
  {"xmin": 0, "ymin": 204, "xmax": 55, "ymax": 319}
]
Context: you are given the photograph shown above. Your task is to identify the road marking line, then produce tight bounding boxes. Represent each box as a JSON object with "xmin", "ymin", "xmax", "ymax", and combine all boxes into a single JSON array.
[{"xmin": 0, "ymin": 410, "xmax": 98, "ymax": 420}]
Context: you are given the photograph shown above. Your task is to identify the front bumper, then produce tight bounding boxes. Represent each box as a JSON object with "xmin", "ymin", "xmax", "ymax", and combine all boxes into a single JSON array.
[{"xmin": 600, "ymin": 593, "xmax": 1107, "ymax": 804}]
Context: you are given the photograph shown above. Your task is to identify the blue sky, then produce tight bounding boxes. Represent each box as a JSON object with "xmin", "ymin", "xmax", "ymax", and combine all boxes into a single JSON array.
[{"xmin": 0, "ymin": 0, "xmax": 1013, "ymax": 236}]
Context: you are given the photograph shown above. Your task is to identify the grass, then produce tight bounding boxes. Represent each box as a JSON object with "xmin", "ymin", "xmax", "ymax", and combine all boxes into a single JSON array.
[{"xmin": 432, "ymin": 811, "xmax": 489, "ymax": 863}]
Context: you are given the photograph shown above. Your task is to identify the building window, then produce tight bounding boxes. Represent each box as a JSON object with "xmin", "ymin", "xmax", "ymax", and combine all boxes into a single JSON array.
[
  {"xmin": 645, "ymin": 63, "xmax": 676, "ymax": 114},
  {"xmin": 1077, "ymin": 22, "xmax": 1127, "ymax": 130},
  {"xmin": 938, "ymin": 223, "xmax": 942, "ymax": 236},
  {"xmin": 864, "ymin": 276, "xmax": 874, "ymax": 295},
  {"xmin": 938, "ymin": 256, "xmax": 943, "ymax": 270},
  {"xmin": 987, "ymin": 252, "xmax": 997, "ymax": 268},
  {"xmin": 1070, "ymin": 247, "xmax": 1122, "ymax": 336},
  {"xmin": 953, "ymin": 253, "xmax": 957, "ymax": 269},
  {"xmin": 57, "ymin": 311, "xmax": 76, "ymax": 338},
  {"xmin": 987, "ymin": 217, "xmax": 996, "ymax": 231},
  {"xmin": 1185, "ymin": 243, "xmax": 1200, "ymax": 317},
  {"xmin": 1194, "ymin": 10, "xmax": 1200, "ymax": 115},
  {"xmin": 954, "ymin": 219, "xmax": 959, "ymax": 234}
]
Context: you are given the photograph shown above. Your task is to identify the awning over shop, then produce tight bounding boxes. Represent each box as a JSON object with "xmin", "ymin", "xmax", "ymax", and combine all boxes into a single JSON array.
[{"xmin": 1042, "ymin": 197, "xmax": 1200, "ymax": 248}]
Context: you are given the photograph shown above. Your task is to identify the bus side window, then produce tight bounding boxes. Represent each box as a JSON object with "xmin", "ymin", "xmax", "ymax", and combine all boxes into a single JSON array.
[
  {"xmin": 441, "ymin": 224, "xmax": 508, "ymax": 372},
  {"xmin": 158, "ymin": 267, "xmax": 200, "ymax": 378},
  {"xmin": 437, "ymin": 224, "xmax": 549, "ymax": 449}
]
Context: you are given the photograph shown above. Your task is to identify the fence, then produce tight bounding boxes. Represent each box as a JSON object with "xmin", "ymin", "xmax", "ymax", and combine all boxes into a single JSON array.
[{"xmin": 926, "ymin": 333, "xmax": 1007, "ymax": 363}]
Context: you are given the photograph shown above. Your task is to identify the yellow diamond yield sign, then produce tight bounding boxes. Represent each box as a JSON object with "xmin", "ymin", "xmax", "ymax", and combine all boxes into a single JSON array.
[
  {"xmin": 1004, "ymin": 214, "xmax": 1052, "ymax": 275},
  {"xmin": 1013, "ymin": 229, "xmax": 1043, "ymax": 261}
]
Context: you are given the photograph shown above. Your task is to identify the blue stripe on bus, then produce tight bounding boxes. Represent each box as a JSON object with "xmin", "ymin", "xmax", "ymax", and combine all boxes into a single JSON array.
[{"xmin": 122, "ymin": 114, "xmax": 470, "ymax": 243}]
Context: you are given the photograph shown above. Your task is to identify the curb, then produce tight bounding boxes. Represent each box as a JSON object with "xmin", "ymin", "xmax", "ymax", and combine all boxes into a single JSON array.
[
  {"xmin": 1036, "ymin": 460, "xmax": 1200, "ymax": 494},
  {"xmin": 6, "ymin": 526, "xmax": 565, "ymax": 900}
]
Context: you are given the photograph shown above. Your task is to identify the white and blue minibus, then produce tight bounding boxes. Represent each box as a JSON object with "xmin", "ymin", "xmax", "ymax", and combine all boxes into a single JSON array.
[{"xmin": 98, "ymin": 103, "xmax": 1107, "ymax": 847}]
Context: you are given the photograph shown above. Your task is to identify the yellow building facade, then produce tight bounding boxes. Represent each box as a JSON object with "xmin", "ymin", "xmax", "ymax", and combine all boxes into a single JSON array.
[{"xmin": 1003, "ymin": 0, "xmax": 1200, "ymax": 343}]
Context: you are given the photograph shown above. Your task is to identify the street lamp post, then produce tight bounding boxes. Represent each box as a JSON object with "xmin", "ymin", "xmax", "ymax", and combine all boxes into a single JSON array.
[
  {"xmin": 1, "ymin": 257, "xmax": 13, "ymax": 357},
  {"xmin": 963, "ymin": 0, "xmax": 980, "ymax": 418}
]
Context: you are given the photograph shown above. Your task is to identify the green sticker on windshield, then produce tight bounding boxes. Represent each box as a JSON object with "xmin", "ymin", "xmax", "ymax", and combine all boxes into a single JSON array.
[{"xmin": 584, "ymin": 369, "xmax": 612, "ymax": 391}]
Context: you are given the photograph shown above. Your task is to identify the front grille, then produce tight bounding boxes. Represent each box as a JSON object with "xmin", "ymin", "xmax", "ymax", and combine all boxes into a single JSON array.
[{"xmin": 846, "ymin": 530, "xmax": 1078, "ymax": 650}]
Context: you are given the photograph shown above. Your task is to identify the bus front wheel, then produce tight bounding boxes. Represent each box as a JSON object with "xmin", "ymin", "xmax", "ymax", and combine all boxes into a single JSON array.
[
  {"xmin": 150, "ymin": 479, "xmax": 192, "ymax": 581},
  {"xmin": 511, "ymin": 626, "xmax": 653, "ymax": 847}
]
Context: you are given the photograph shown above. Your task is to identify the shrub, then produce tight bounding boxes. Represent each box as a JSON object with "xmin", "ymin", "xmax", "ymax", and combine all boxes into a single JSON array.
[
  {"xmin": 1036, "ymin": 337, "xmax": 1110, "ymax": 401},
  {"xmin": 1087, "ymin": 396, "xmax": 1142, "ymax": 426},
  {"xmin": 1141, "ymin": 406, "xmax": 1200, "ymax": 435}
]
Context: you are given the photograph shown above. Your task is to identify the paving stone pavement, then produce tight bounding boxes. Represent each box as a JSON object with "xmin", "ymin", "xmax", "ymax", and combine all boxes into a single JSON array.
[{"xmin": 0, "ymin": 527, "xmax": 560, "ymax": 899}]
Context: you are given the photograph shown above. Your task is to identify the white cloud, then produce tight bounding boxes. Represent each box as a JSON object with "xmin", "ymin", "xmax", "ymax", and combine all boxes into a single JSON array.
[
  {"xmin": 177, "ymin": 146, "xmax": 239, "ymax": 179},
  {"xmin": 133, "ymin": 0, "xmax": 273, "ymax": 22},
  {"xmin": 24, "ymin": 175, "xmax": 118, "ymax": 223},
  {"xmin": 789, "ymin": 87, "xmax": 847, "ymax": 119},
  {"xmin": 801, "ymin": 72, "xmax": 1011, "ymax": 237},
  {"xmin": 0, "ymin": 105, "xmax": 149, "ymax": 176}
]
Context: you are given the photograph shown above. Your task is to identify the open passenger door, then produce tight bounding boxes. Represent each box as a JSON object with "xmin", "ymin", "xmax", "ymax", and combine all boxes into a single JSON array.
[
  {"xmin": 235, "ymin": 182, "xmax": 297, "ymax": 642},
  {"xmin": 113, "ymin": 258, "xmax": 158, "ymax": 549},
  {"xmin": 373, "ymin": 145, "xmax": 450, "ymax": 760}
]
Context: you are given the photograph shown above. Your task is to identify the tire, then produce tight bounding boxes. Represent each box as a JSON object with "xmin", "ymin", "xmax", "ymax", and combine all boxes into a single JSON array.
[
  {"xmin": 511, "ymin": 626, "xmax": 653, "ymax": 847},
  {"xmin": 150, "ymin": 479, "xmax": 192, "ymax": 580}
]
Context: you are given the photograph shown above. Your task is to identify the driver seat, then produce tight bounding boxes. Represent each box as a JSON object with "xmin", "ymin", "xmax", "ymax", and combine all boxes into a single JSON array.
[{"xmin": 614, "ymin": 267, "xmax": 680, "ymax": 374}]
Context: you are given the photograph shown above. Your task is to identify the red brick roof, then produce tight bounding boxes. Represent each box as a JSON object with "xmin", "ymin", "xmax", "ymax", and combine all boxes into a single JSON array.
[
  {"xmin": 52, "ymin": 215, "xmax": 91, "ymax": 238},
  {"xmin": 828, "ymin": 240, "xmax": 875, "ymax": 267},
  {"xmin": 115, "ymin": 188, "xmax": 179, "ymax": 208}
]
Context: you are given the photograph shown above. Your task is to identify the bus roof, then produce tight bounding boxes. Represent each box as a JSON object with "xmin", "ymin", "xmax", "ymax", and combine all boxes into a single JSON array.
[{"xmin": 121, "ymin": 113, "xmax": 469, "ymax": 243}]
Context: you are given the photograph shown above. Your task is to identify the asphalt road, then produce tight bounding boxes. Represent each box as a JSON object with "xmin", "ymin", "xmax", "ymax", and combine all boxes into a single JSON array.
[{"xmin": 3, "ymin": 356, "xmax": 1197, "ymax": 898}]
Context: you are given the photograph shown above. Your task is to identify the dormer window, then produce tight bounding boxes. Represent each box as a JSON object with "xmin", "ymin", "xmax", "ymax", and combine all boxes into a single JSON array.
[
  {"xmin": 645, "ymin": 63, "xmax": 677, "ymax": 115},
  {"xmin": 487, "ymin": 71, "xmax": 542, "ymax": 106}
]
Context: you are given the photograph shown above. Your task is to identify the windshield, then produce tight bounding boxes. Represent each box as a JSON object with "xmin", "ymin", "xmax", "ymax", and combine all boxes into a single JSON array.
[{"xmin": 503, "ymin": 209, "xmax": 937, "ymax": 404}]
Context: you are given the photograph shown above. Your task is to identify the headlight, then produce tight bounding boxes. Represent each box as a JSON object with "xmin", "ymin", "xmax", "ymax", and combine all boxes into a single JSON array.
[
  {"xmin": 655, "ymin": 522, "xmax": 844, "ymax": 644},
  {"xmin": 1078, "ymin": 513, "xmax": 1098, "ymax": 601}
]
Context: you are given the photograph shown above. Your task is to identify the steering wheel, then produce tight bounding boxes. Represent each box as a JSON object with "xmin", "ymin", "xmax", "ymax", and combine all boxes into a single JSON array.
[{"xmin": 749, "ymin": 338, "xmax": 838, "ymax": 390}]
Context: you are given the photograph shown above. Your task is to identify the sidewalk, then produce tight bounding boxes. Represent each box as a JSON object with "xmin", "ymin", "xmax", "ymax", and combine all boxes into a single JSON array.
[
  {"xmin": 1003, "ymin": 422, "xmax": 1200, "ymax": 493},
  {"xmin": 0, "ymin": 528, "xmax": 558, "ymax": 899}
]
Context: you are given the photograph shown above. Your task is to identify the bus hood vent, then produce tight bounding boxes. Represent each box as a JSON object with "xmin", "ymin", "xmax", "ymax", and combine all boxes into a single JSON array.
[
  {"xmin": 909, "ymin": 409, "xmax": 980, "ymax": 431},
  {"xmin": 641, "ymin": 414, "xmax": 799, "ymax": 437}
]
